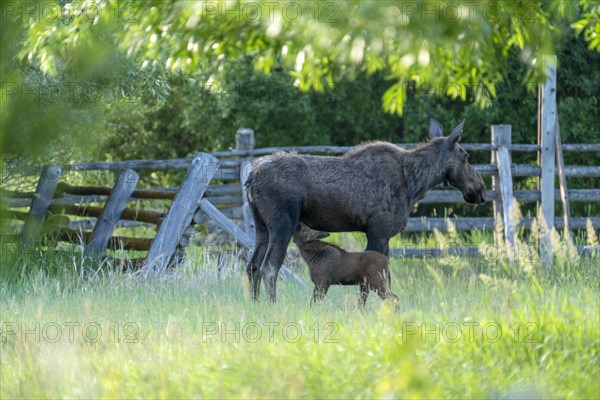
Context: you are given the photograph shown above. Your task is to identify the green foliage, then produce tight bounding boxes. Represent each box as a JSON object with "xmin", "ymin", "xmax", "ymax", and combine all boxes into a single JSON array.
[
  {"xmin": 3, "ymin": 0, "xmax": 599, "ymax": 159},
  {"xmin": 103, "ymin": 75, "xmax": 234, "ymax": 160},
  {"xmin": 102, "ymin": 62, "xmax": 404, "ymax": 156},
  {"xmin": 0, "ymin": 0, "xmax": 168, "ymax": 158},
  {"xmin": 572, "ymin": 0, "xmax": 600, "ymax": 51},
  {"xmin": 15, "ymin": 0, "xmax": 597, "ymax": 116},
  {"xmin": 109, "ymin": 0, "xmax": 582, "ymax": 114}
]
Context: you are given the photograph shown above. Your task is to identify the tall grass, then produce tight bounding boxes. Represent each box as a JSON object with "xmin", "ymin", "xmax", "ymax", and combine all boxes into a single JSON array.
[{"xmin": 1, "ymin": 230, "xmax": 598, "ymax": 398}]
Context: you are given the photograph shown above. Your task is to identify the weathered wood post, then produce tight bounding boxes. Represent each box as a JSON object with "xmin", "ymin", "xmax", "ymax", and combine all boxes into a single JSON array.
[
  {"xmin": 171, "ymin": 225, "xmax": 196, "ymax": 267},
  {"xmin": 492, "ymin": 125, "xmax": 517, "ymax": 259},
  {"xmin": 87, "ymin": 169, "xmax": 139, "ymax": 257},
  {"xmin": 236, "ymin": 128, "xmax": 256, "ymax": 240},
  {"xmin": 141, "ymin": 153, "xmax": 219, "ymax": 277},
  {"xmin": 554, "ymin": 116, "xmax": 576, "ymax": 250},
  {"xmin": 22, "ymin": 164, "xmax": 61, "ymax": 245},
  {"xmin": 491, "ymin": 127, "xmax": 506, "ymax": 246},
  {"xmin": 537, "ymin": 55, "xmax": 557, "ymax": 263}
]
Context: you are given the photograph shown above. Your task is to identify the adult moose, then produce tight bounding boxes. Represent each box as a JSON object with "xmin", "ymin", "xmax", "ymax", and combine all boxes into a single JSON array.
[{"xmin": 246, "ymin": 119, "xmax": 486, "ymax": 301}]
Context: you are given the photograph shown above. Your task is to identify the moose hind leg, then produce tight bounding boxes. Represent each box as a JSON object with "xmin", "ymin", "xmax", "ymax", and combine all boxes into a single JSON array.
[
  {"xmin": 261, "ymin": 220, "xmax": 297, "ymax": 302},
  {"xmin": 260, "ymin": 208, "xmax": 300, "ymax": 302},
  {"xmin": 246, "ymin": 235, "xmax": 268, "ymax": 300},
  {"xmin": 260, "ymin": 241, "xmax": 289, "ymax": 302},
  {"xmin": 246, "ymin": 210, "xmax": 269, "ymax": 300}
]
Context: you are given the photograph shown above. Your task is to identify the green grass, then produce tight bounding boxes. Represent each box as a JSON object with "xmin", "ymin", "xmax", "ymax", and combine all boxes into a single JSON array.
[{"xmin": 1, "ymin": 234, "xmax": 599, "ymax": 399}]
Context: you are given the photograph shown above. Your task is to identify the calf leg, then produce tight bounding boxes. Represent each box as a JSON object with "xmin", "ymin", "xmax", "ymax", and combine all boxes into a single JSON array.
[
  {"xmin": 312, "ymin": 284, "xmax": 329, "ymax": 304},
  {"xmin": 371, "ymin": 270, "xmax": 399, "ymax": 304},
  {"xmin": 358, "ymin": 282, "xmax": 369, "ymax": 308}
]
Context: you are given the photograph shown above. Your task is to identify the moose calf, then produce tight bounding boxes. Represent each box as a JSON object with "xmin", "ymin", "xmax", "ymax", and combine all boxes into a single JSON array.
[{"xmin": 293, "ymin": 223, "xmax": 399, "ymax": 307}]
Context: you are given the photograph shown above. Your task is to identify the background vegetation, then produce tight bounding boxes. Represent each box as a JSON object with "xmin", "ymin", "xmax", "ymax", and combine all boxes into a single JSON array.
[{"xmin": 2, "ymin": 1, "xmax": 599, "ymax": 157}]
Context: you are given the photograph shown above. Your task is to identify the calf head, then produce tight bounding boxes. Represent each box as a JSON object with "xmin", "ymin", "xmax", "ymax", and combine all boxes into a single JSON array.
[{"xmin": 429, "ymin": 119, "xmax": 486, "ymax": 205}]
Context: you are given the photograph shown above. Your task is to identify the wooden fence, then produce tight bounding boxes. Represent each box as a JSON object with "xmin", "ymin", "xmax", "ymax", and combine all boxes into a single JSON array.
[{"xmin": 2, "ymin": 122, "xmax": 599, "ymax": 273}]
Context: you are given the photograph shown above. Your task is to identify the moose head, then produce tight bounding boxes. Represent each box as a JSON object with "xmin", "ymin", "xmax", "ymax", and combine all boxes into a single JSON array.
[{"xmin": 428, "ymin": 119, "xmax": 486, "ymax": 205}]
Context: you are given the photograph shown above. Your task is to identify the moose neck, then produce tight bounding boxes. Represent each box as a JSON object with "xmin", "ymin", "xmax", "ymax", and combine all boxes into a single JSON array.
[{"xmin": 404, "ymin": 141, "xmax": 446, "ymax": 206}]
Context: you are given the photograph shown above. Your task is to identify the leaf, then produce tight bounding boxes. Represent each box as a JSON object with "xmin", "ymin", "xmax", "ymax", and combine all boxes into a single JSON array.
[{"xmin": 382, "ymin": 81, "xmax": 405, "ymax": 115}]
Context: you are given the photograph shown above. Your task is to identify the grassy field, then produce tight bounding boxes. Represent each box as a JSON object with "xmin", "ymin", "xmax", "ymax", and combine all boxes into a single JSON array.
[{"xmin": 1, "ymin": 232, "xmax": 599, "ymax": 399}]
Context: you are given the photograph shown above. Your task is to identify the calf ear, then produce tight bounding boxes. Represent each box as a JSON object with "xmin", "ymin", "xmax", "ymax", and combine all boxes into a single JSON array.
[
  {"xmin": 446, "ymin": 120, "xmax": 464, "ymax": 147},
  {"xmin": 316, "ymin": 231, "xmax": 330, "ymax": 239},
  {"xmin": 428, "ymin": 118, "xmax": 444, "ymax": 139}
]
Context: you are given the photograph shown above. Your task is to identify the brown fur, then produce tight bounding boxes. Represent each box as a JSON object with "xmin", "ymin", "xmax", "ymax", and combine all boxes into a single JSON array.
[{"xmin": 293, "ymin": 223, "xmax": 399, "ymax": 307}]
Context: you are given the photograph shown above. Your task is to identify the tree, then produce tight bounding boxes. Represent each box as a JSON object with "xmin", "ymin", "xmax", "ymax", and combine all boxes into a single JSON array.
[
  {"xmin": 2, "ymin": 0, "xmax": 599, "ymax": 156},
  {"xmin": 17, "ymin": 1, "xmax": 599, "ymax": 109}
]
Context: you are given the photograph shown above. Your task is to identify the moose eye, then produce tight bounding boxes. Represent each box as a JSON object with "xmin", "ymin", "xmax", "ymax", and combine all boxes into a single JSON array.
[{"xmin": 464, "ymin": 154, "xmax": 469, "ymax": 161}]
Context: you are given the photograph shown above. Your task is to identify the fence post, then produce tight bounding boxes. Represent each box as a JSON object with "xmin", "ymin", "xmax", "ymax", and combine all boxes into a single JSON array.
[
  {"xmin": 491, "ymin": 127, "xmax": 506, "ymax": 245},
  {"xmin": 21, "ymin": 165, "xmax": 62, "ymax": 246},
  {"xmin": 172, "ymin": 225, "xmax": 196, "ymax": 267},
  {"xmin": 538, "ymin": 55, "xmax": 557, "ymax": 263},
  {"xmin": 555, "ymin": 116, "xmax": 576, "ymax": 251},
  {"xmin": 236, "ymin": 128, "xmax": 255, "ymax": 241},
  {"xmin": 87, "ymin": 169, "xmax": 139, "ymax": 257},
  {"xmin": 492, "ymin": 125, "xmax": 517, "ymax": 259},
  {"xmin": 141, "ymin": 153, "xmax": 219, "ymax": 277}
]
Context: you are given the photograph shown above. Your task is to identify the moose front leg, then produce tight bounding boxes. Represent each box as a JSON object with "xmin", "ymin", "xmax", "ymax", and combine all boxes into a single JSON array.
[
  {"xmin": 365, "ymin": 235, "xmax": 390, "ymax": 256},
  {"xmin": 366, "ymin": 213, "xmax": 407, "ymax": 256}
]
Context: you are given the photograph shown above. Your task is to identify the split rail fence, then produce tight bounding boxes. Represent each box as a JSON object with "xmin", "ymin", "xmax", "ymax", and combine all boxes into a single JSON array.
[{"xmin": 2, "ymin": 124, "xmax": 599, "ymax": 278}]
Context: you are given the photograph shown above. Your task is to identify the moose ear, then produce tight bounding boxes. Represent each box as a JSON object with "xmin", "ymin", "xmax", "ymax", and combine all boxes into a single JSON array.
[
  {"xmin": 446, "ymin": 120, "xmax": 464, "ymax": 147},
  {"xmin": 428, "ymin": 118, "xmax": 444, "ymax": 139}
]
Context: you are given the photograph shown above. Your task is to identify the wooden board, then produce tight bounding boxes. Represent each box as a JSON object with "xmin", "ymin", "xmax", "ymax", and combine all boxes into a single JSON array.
[
  {"xmin": 141, "ymin": 153, "xmax": 220, "ymax": 277},
  {"xmin": 21, "ymin": 165, "xmax": 61, "ymax": 245},
  {"xmin": 87, "ymin": 169, "xmax": 140, "ymax": 257}
]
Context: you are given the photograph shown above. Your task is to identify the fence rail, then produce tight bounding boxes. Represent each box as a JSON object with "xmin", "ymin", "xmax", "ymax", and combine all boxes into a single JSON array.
[{"xmin": 2, "ymin": 140, "xmax": 599, "ymax": 225}]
